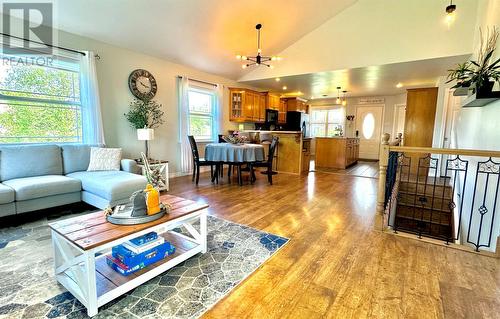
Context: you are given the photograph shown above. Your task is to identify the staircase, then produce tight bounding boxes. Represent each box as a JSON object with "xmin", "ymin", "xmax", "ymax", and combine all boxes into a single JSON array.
[{"xmin": 394, "ymin": 176, "xmax": 454, "ymax": 240}]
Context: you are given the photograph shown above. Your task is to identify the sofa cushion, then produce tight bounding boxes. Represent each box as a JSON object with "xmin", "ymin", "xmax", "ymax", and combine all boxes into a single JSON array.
[
  {"xmin": 67, "ymin": 171, "xmax": 147, "ymax": 201},
  {"xmin": 87, "ymin": 147, "xmax": 122, "ymax": 171},
  {"xmin": 0, "ymin": 183, "xmax": 14, "ymax": 204},
  {"xmin": 60, "ymin": 144, "xmax": 101, "ymax": 174},
  {"xmin": 3, "ymin": 175, "xmax": 82, "ymax": 201},
  {"xmin": 0, "ymin": 145, "xmax": 63, "ymax": 181}
]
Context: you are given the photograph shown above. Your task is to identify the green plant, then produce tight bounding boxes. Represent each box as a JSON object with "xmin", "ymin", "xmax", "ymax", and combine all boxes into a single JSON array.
[
  {"xmin": 124, "ymin": 99, "xmax": 164, "ymax": 129},
  {"xmin": 447, "ymin": 27, "xmax": 500, "ymax": 92}
]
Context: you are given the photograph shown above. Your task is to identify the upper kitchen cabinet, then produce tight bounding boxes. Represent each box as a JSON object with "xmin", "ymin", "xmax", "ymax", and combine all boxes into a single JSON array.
[
  {"xmin": 284, "ymin": 97, "xmax": 308, "ymax": 113},
  {"xmin": 229, "ymin": 88, "xmax": 266, "ymax": 123},
  {"xmin": 266, "ymin": 93, "xmax": 281, "ymax": 111}
]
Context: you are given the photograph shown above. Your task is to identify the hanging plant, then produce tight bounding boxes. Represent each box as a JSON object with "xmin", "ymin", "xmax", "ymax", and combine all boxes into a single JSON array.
[
  {"xmin": 447, "ymin": 27, "xmax": 500, "ymax": 96},
  {"xmin": 124, "ymin": 99, "xmax": 165, "ymax": 129}
]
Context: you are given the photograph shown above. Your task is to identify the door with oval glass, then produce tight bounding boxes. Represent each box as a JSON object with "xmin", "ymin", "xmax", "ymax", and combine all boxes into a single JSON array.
[{"xmin": 355, "ymin": 105, "xmax": 384, "ymax": 160}]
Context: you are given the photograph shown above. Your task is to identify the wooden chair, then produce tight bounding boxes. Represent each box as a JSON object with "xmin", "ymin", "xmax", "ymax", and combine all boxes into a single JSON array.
[
  {"xmin": 188, "ymin": 135, "xmax": 217, "ymax": 185},
  {"xmin": 250, "ymin": 136, "xmax": 279, "ymax": 185}
]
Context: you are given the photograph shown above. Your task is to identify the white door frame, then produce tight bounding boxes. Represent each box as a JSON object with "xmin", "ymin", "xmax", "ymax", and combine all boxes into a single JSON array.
[{"xmin": 392, "ymin": 103, "xmax": 406, "ymax": 142}]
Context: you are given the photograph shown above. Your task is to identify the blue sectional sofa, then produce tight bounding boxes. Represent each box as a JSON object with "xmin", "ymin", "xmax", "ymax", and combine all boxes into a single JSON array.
[{"xmin": 0, "ymin": 144, "xmax": 148, "ymax": 217}]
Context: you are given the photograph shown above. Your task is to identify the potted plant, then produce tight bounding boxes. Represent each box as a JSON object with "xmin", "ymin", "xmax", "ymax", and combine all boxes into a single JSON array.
[
  {"xmin": 124, "ymin": 99, "xmax": 164, "ymax": 159},
  {"xmin": 447, "ymin": 27, "xmax": 500, "ymax": 97}
]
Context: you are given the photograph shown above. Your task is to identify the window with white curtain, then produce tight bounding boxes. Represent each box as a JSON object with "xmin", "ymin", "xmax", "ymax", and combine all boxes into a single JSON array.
[
  {"xmin": 188, "ymin": 86, "xmax": 217, "ymax": 142},
  {"xmin": 0, "ymin": 52, "xmax": 83, "ymax": 144},
  {"xmin": 310, "ymin": 107, "xmax": 345, "ymax": 137}
]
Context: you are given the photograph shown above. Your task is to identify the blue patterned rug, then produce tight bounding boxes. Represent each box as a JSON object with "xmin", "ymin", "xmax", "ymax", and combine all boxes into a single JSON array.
[{"xmin": 0, "ymin": 209, "xmax": 288, "ymax": 319}]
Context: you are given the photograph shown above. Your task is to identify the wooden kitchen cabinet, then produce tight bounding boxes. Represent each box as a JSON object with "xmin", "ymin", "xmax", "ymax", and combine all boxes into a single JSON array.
[
  {"xmin": 278, "ymin": 99, "xmax": 287, "ymax": 124},
  {"xmin": 229, "ymin": 88, "xmax": 266, "ymax": 123},
  {"xmin": 315, "ymin": 137, "xmax": 359, "ymax": 169},
  {"xmin": 266, "ymin": 93, "xmax": 281, "ymax": 111},
  {"xmin": 284, "ymin": 97, "xmax": 308, "ymax": 113}
]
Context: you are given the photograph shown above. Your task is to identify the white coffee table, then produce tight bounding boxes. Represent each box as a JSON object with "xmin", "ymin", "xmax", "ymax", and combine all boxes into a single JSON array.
[{"xmin": 49, "ymin": 194, "xmax": 208, "ymax": 316}]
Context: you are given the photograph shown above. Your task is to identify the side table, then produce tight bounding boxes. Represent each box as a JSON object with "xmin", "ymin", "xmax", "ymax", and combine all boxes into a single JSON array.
[{"xmin": 136, "ymin": 160, "xmax": 169, "ymax": 192}]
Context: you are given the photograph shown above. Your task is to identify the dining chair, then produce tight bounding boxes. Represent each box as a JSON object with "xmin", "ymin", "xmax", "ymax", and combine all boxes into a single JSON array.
[
  {"xmin": 218, "ymin": 134, "xmax": 227, "ymax": 178},
  {"xmin": 187, "ymin": 135, "xmax": 217, "ymax": 185},
  {"xmin": 250, "ymin": 136, "xmax": 279, "ymax": 185}
]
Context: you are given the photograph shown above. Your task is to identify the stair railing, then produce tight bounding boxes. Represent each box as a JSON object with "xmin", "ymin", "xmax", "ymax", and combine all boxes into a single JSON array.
[{"xmin": 376, "ymin": 133, "xmax": 500, "ymax": 256}]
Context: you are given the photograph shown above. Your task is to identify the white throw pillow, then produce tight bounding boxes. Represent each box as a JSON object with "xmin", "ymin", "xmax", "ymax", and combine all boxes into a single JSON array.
[{"xmin": 87, "ymin": 147, "xmax": 122, "ymax": 171}]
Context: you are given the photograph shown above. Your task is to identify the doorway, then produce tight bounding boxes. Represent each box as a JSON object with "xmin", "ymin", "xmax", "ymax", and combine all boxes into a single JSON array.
[{"xmin": 355, "ymin": 105, "xmax": 384, "ymax": 160}]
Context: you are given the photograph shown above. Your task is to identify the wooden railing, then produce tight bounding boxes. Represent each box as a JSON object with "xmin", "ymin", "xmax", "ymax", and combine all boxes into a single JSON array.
[{"xmin": 376, "ymin": 133, "xmax": 500, "ymax": 256}]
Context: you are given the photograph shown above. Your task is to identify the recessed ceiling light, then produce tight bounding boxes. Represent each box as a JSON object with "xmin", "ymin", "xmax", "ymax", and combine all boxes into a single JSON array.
[
  {"xmin": 282, "ymin": 86, "xmax": 287, "ymax": 90},
  {"xmin": 396, "ymin": 83, "xmax": 403, "ymax": 88},
  {"xmin": 275, "ymin": 78, "xmax": 281, "ymax": 82},
  {"xmin": 322, "ymin": 94, "xmax": 328, "ymax": 97}
]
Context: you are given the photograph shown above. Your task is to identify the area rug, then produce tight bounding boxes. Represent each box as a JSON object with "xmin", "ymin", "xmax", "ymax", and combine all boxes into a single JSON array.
[{"xmin": 0, "ymin": 208, "xmax": 288, "ymax": 319}]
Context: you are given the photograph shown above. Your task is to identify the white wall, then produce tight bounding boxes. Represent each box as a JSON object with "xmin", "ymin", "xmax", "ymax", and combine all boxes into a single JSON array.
[{"xmin": 445, "ymin": 0, "xmax": 500, "ymax": 252}]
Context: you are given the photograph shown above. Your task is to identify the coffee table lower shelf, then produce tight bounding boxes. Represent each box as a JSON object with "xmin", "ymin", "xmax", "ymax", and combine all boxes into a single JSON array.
[{"xmin": 95, "ymin": 232, "xmax": 200, "ymax": 305}]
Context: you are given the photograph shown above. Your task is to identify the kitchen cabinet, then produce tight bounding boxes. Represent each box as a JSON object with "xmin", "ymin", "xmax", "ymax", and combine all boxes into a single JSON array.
[
  {"xmin": 315, "ymin": 137, "xmax": 359, "ymax": 169},
  {"xmin": 266, "ymin": 93, "xmax": 281, "ymax": 111},
  {"xmin": 229, "ymin": 88, "xmax": 266, "ymax": 123},
  {"xmin": 284, "ymin": 97, "xmax": 308, "ymax": 113},
  {"xmin": 278, "ymin": 99, "xmax": 287, "ymax": 124}
]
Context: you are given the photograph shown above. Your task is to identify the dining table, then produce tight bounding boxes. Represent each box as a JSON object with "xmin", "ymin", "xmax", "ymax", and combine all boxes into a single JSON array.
[{"xmin": 204, "ymin": 142, "xmax": 265, "ymax": 185}]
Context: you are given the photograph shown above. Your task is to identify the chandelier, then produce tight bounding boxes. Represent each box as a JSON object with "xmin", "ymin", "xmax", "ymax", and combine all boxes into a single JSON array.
[{"xmin": 236, "ymin": 24, "xmax": 282, "ymax": 69}]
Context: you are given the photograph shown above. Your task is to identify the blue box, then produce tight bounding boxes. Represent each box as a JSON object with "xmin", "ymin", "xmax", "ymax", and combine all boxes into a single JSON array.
[
  {"xmin": 111, "ymin": 242, "xmax": 176, "ymax": 268},
  {"xmin": 129, "ymin": 232, "xmax": 158, "ymax": 246}
]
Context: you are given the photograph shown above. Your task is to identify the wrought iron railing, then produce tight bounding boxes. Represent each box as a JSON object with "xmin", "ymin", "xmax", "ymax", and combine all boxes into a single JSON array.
[{"xmin": 376, "ymin": 133, "xmax": 500, "ymax": 255}]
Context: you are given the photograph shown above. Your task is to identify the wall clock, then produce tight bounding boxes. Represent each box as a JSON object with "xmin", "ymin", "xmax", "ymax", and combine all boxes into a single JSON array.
[{"xmin": 128, "ymin": 69, "xmax": 157, "ymax": 100}]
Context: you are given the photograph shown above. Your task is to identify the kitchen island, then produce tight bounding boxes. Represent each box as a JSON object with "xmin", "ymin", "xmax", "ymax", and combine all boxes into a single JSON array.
[
  {"xmin": 242, "ymin": 131, "xmax": 311, "ymax": 174},
  {"xmin": 315, "ymin": 137, "xmax": 360, "ymax": 169}
]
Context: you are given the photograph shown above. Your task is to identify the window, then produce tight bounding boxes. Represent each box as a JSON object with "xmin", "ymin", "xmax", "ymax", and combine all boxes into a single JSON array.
[
  {"xmin": 0, "ymin": 53, "xmax": 82, "ymax": 144},
  {"xmin": 310, "ymin": 107, "xmax": 345, "ymax": 137},
  {"xmin": 188, "ymin": 87, "xmax": 217, "ymax": 141}
]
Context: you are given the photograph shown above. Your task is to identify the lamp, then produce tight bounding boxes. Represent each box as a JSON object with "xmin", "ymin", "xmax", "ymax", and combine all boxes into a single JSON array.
[
  {"xmin": 445, "ymin": 0, "xmax": 456, "ymax": 27},
  {"xmin": 137, "ymin": 128, "xmax": 154, "ymax": 160}
]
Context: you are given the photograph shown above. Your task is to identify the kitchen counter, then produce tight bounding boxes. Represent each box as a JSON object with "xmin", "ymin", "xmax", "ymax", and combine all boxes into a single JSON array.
[{"xmin": 315, "ymin": 137, "xmax": 360, "ymax": 169}]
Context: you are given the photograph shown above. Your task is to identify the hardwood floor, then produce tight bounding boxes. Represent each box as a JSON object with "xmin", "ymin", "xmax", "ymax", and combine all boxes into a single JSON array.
[
  {"xmin": 168, "ymin": 170, "xmax": 500, "ymax": 319},
  {"xmin": 312, "ymin": 160, "xmax": 379, "ymax": 178}
]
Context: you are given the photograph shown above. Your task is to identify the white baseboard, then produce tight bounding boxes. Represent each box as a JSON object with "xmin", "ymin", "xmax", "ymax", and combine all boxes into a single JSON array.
[{"xmin": 169, "ymin": 166, "xmax": 212, "ymax": 179}]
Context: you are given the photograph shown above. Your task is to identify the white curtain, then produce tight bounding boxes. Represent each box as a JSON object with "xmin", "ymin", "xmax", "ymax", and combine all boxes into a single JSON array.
[
  {"xmin": 80, "ymin": 51, "xmax": 105, "ymax": 144},
  {"xmin": 178, "ymin": 76, "xmax": 192, "ymax": 174},
  {"xmin": 213, "ymin": 84, "xmax": 224, "ymax": 139}
]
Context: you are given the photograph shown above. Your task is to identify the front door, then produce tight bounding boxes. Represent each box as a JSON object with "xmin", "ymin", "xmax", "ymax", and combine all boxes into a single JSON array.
[{"xmin": 355, "ymin": 105, "xmax": 384, "ymax": 160}]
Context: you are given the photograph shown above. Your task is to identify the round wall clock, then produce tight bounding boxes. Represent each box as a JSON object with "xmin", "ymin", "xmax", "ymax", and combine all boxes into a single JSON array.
[{"xmin": 128, "ymin": 69, "xmax": 157, "ymax": 100}]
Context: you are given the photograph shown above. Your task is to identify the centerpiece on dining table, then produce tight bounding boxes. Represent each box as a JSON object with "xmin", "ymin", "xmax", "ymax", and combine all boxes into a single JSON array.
[{"xmin": 222, "ymin": 133, "xmax": 249, "ymax": 145}]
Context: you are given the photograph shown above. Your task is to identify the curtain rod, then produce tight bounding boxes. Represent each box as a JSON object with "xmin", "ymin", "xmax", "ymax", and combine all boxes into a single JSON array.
[
  {"xmin": 0, "ymin": 32, "xmax": 86, "ymax": 56},
  {"xmin": 178, "ymin": 76, "xmax": 217, "ymax": 87}
]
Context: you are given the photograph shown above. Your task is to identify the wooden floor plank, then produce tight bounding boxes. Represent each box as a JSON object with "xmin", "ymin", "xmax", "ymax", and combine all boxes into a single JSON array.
[{"xmin": 164, "ymin": 170, "xmax": 500, "ymax": 319}]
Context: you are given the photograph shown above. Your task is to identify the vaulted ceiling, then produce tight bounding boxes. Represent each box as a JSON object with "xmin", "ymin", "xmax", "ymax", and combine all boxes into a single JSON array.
[
  {"xmin": 1, "ymin": 0, "xmax": 481, "ymax": 97},
  {"xmin": 44, "ymin": 0, "xmax": 357, "ymax": 79}
]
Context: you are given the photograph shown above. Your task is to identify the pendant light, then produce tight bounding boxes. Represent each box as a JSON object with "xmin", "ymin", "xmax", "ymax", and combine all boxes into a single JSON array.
[
  {"xmin": 445, "ymin": 0, "xmax": 456, "ymax": 27},
  {"xmin": 342, "ymin": 90, "xmax": 347, "ymax": 106},
  {"xmin": 335, "ymin": 87, "xmax": 341, "ymax": 104},
  {"xmin": 236, "ymin": 24, "xmax": 282, "ymax": 69}
]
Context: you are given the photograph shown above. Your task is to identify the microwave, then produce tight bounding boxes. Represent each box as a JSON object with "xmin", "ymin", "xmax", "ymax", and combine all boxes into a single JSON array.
[{"xmin": 265, "ymin": 109, "xmax": 278, "ymax": 123}]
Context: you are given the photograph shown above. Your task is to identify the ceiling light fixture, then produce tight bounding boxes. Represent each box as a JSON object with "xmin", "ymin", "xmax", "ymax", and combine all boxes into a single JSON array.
[
  {"xmin": 335, "ymin": 87, "xmax": 341, "ymax": 104},
  {"xmin": 282, "ymin": 86, "xmax": 287, "ymax": 90},
  {"xmin": 396, "ymin": 83, "xmax": 403, "ymax": 88},
  {"xmin": 275, "ymin": 78, "xmax": 281, "ymax": 82},
  {"xmin": 236, "ymin": 24, "xmax": 282, "ymax": 69},
  {"xmin": 445, "ymin": 0, "xmax": 456, "ymax": 27},
  {"xmin": 342, "ymin": 90, "xmax": 347, "ymax": 106}
]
